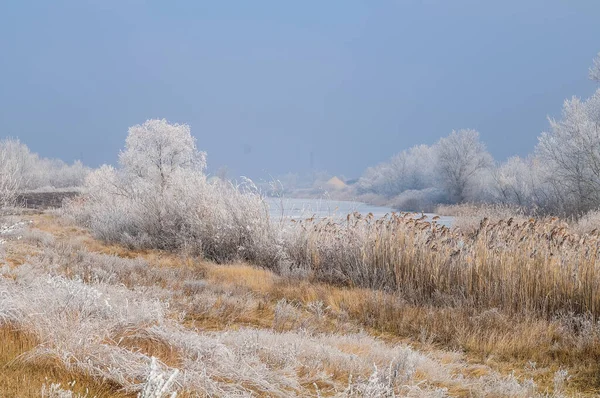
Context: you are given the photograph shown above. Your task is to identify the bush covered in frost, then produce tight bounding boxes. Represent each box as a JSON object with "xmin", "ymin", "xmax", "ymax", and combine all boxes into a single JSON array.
[{"xmin": 65, "ymin": 119, "xmax": 283, "ymax": 266}]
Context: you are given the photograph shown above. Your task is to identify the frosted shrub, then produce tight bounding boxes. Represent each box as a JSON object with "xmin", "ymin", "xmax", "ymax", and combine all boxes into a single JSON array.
[
  {"xmin": 389, "ymin": 187, "xmax": 445, "ymax": 212},
  {"xmin": 41, "ymin": 383, "xmax": 88, "ymax": 398},
  {"xmin": 70, "ymin": 169, "xmax": 280, "ymax": 265},
  {"xmin": 273, "ymin": 299, "xmax": 302, "ymax": 331},
  {"xmin": 573, "ymin": 209, "xmax": 600, "ymax": 235},
  {"xmin": 187, "ymin": 178, "xmax": 282, "ymax": 266},
  {"xmin": 65, "ymin": 119, "xmax": 282, "ymax": 267},
  {"xmin": 138, "ymin": 357, "xmax": 179, "ymax": 398}
]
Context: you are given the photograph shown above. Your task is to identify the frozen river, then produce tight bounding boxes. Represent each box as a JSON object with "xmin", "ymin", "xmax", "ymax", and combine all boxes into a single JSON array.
[{"xmin": 265, "ymin": 197, "xmax": 453, "ymax": 227}]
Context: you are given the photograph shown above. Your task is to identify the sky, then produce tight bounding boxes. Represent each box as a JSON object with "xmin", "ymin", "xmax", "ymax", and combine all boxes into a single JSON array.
[{"xmin": 1, "ymin": 1, "xmax": 599, "ymax": 180}]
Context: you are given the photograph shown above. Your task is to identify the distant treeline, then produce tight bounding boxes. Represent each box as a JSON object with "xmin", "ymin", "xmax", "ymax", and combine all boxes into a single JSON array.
[{"xmin": 303, "ymin": 53, "xmax": 600, "ymax": 217}]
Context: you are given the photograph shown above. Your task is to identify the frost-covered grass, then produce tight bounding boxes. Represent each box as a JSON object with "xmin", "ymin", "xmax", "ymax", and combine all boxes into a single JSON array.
[{"xmin": 1, "ymin": 213, "xmax": 574, "ymax": 396}]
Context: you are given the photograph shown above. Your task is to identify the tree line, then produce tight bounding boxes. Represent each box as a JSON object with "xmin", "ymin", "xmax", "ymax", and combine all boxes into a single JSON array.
[{"xmin": 357, "ymin": 53, "xmax": 600, "ymax": 217}]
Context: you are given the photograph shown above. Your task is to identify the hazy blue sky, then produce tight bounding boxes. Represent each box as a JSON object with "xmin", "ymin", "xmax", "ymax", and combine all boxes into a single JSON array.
[{"xmin": 1, "ymin": 1, "xmax": 599, "ymax": 179}]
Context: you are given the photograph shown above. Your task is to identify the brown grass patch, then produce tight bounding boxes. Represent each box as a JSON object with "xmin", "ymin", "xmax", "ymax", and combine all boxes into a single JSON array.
[
  {"xmin": 204, "ymin": 263, "xmax": 277, "ymax": 294},
  {"xmin": 0, "ymin": 325, "xmax": 132, "ymax": 397}
]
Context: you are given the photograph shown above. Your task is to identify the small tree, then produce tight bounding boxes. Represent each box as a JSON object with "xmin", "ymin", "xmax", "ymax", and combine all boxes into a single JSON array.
[
  {"xmin": 536, "ymin": 89, "xmax": 600, "ymax": 215},
  {"xmin": 120, "ymin": 119, "xmax": 206, "ymax": 190},
  {"xmin": 0, "ymin": 139, "xmax": 32, "ymax": 207},
  {"xmin": 435, "ymin": 129, "xmax": 493, "ymax": 203},
  {"xmin": 0, "ymin": 146, "xmax": 21, "ymax": 207}
]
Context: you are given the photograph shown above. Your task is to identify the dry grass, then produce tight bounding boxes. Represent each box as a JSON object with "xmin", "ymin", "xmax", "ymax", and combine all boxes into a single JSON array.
[
  {"xmin": 201, "ymin": 264, "xmax": 600, "ymax": 395},
  {"xmin": 3, "ymin": 211, "xmax": 600, "ymax": 395},
  {"xmin": 435, "ymin": 203, "xmax": 530, "ymax": 232},
  {"xmin": 0, "ymin": 326, "xmax": 132, "ymax": 398},
  {"xmin": 286, "ymin": 211, "xmax": 600, "ymax": 319}
]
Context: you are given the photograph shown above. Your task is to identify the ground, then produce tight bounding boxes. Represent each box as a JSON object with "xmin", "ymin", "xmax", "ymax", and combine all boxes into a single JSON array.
[{"xmin": 0, "ymin": 211, "xmax": 594, "ymax": 397}]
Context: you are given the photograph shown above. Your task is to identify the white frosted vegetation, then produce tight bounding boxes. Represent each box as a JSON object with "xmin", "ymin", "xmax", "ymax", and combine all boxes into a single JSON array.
[
  {"xmin": 0, "ymin": 139, "xmax": 26, "ymax": 207},
  {"xmin": 0, "ymin": 259, "xmax": 538, "ymax": 397},
  {"xmin": 357, "ymin": 144, "xmax": 437, "ymax": 198},
  {"xmin": 536, "ymin": 88, "xmax": 600, "ymax": 215},
  {"xmin": 41, "ymin": 382, "xmax": 90, "ymax": 398},
  {"xmin": 0, "ymin": 138, "xmax": 88, "ymax": 207},
  {"xmin": 9, "ymin": 49, "xmax": 600, "ymax": 397},
  {"xmin": 120, "ymin": 119, "xmax": 207, "ymax": 180},
  {"xmin": 356, "ymin": 129, "xmax": 493, "ymax": 211},
  {"xmin": 65, "ymin": 120, "xmax": 285, "ymax": 271},
  {"xmin": 435, "ymin": 129, "xmax": 493, "ymax": 204},
  {"xmin": 355, "ymin": 52, "xmax": 600, "ymax": 217},
  {"xmin": 0, "ymin": 219, "xmax": 549, "ymax": 397}
]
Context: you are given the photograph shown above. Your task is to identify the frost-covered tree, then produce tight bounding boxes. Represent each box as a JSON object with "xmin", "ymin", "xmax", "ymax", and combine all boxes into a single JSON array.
[
  {"xmin": 120, "ymin": 119, "xmax": 206, "ymax": 190},
  {"xmin": 536, "ymin": 88, "xmax": 600, "ymax": 215},
  {"xmin": 83, "ymin": 119, "xmax": 208, "ymax": 248},
  {"xmin": 490, "ymin": 155, "xmax": 555, "ymax": 210},
  {"xmin": 492, "ymin": 156, "xmax": 532, "ymax": 206},
  {"xmin": 0, "ymin": 139, "xmax": 28, "ymax": 207},
  {"xmin": 357, "ymin": 144, "xmax": 436, "ymax": 197},
  {"xmin": 434, "ymin": 129, "xmax": 493, "ymax": 203}
]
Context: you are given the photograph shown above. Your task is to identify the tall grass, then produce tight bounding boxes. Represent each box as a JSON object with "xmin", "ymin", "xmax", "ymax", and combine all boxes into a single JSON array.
[{"xmin": 292, "ymin": 212, "xmax": 600, "ymax": 318}]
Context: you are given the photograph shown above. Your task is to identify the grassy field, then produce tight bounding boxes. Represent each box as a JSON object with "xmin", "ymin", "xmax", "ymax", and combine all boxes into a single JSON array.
[{"xmin": 0, "ymin": 210, "xmax": 597, "ymax": 396}]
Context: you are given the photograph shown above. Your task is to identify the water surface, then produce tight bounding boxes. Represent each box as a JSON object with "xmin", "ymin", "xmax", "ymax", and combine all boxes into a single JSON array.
[{"xmin": 266, "ymin": 197, "xmax": 453, "ymax": 227}]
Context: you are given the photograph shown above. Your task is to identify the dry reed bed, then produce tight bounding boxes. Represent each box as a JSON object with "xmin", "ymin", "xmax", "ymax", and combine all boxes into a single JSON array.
[{"xmin": 290, "ymin": 212, "xmax": 600, "ymax": 319}]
